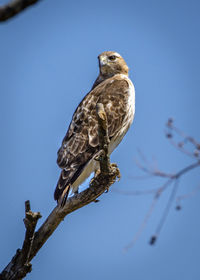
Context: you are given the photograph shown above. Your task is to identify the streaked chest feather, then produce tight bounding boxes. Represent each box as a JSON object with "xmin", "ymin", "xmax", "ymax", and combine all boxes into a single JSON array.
[{"xmin": 71, "ymin": 75, "xmax": 135, "ymax": 192}]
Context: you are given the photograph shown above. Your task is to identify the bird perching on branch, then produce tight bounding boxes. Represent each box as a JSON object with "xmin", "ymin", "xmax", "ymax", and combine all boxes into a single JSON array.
[{"xmin": 54, "ymin": 51, "xmax": 135, "ymax": 205}]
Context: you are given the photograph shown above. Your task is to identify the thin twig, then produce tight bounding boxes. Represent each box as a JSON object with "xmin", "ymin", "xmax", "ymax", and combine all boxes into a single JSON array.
[
  {"xmin": 112, "ymin": 187, "xmax": 159, "ymax": 196},
  {"xmin": 176, "ymin": 184, "xmax": 200, "ymax": 209},
  {"xmin": 123, "ymin": 120, "xmax": 200, "ymax": 249},
  {"xmin": 150, "ymin": 179, "xmax": 180, "ymax": 245},
  {"xmin": 123, "ymin": 191, "xmax": 160, "ymax": 252},
  {"xmin": 124, "ymin": 179, "xmax": 173, "ymax": 251},
  {"xmin": 166, "ymin": 119, "xmax": 200, "ymax": 158}
]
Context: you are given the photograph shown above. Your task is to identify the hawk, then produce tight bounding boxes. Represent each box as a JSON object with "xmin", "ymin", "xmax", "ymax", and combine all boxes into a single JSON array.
[{"xmin": 54, "ymin": 51, "xmax": 135, "ymax": 205}]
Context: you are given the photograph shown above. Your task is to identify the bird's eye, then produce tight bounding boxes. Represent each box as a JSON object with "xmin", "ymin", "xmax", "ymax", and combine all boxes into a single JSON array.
[{"xmin": 108, "ymin": 55, "xmax": 116, "ymax": 61}]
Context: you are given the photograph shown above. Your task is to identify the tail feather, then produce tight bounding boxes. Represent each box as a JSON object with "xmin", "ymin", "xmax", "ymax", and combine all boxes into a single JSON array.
[
  {"xmin": 54, "ymin": 179, "xmax": 71, "ymax": 207},
  {"xmin": 54, "ymin": 166, "xmax": 80, "ymax": 206},
  {"xmin": 59, "ymin": 185, "xmax": 71, "ymax": 207},
  {"xmin": 54, "ymin": 169, "xmax": 71, "ymax": 204},
  {"xmin": 54, "ymin": 162, "xmax": 87, "ymax": 205}
]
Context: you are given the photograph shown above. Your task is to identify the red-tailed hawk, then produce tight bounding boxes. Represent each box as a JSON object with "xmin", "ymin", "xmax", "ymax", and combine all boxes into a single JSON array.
[{"xmin": 54, "ymin": 51, "xmax": 135, "ymax": 205}]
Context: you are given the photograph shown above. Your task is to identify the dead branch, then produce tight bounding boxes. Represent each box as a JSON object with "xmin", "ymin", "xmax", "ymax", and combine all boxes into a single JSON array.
[
  {"xmin": 0, "ymin": 103, "xmax": 120, "ymax": 279},
  {"xmin": 0, "ymin": 0, "xmax": 42, "ymax": 22},
  {"xmin": 0, "ymin": 201, "xmax": 41, "ymax": 280}
]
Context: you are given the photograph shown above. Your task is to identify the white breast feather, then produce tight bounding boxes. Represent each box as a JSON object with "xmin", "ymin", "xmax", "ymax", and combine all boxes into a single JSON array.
[{"xmin": 109, "ymin": 74, "xmax": 135, "ymax": 154}]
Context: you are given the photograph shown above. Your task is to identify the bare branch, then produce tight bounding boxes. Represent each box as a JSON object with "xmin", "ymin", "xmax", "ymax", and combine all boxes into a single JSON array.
[
  {"xmin": 122, "ymin": 120, "xmax": 200, "ymax": 250},
  {"xmin": 0, "ymin": 103, "xmax": 120, "ymax": 279},
  {"xmin": 150, "ymin": 179, "xmax": 180, "ymax": 245},
  {"xmin": 21, "ymin": 201, "xmax": 41, "ymax": 266},
  {"xmin": 176, "ymin": 184, "xmax": 200, "ymax": 209},
  {"xmin": 123, "ymin": 190, "xmax": 159, "ymax": 252},
  {"xmin": 0, "ymin": 201, "xmax": 41, "ymax": 280},
  {"xmin": 0, "ymin": 0, "xmax": 42, "ymax": 22},
  {"xmin": 166, "ymin": 118, "xmax": 200, "ymax": 159}
]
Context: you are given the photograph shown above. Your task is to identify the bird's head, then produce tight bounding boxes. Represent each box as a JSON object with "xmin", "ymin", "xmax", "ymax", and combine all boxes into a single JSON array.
[{"xmin": 98, "ymin": 51, "xmax": 129, "ymax": 77}]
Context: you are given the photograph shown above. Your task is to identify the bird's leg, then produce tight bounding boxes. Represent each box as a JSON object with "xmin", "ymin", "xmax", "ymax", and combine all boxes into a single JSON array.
[
  {"xmin": 73, "ymin": 187, "xmax": 79, "ymax": 197},
  {"xmin": 89, "ymin": 169, "xmax": 101, "ymax": 186}
]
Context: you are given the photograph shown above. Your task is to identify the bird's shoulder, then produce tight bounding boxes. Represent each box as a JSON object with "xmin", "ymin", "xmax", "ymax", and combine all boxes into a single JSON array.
[{"xmin": 64, "ymin": 74, "xmax": 131, "ymax": 135}]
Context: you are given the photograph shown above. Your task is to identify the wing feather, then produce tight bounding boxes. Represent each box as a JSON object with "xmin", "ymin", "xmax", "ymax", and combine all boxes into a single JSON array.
[{"xmin": 55, "ymin": 76, "xmax": 130, "ymax": 201}]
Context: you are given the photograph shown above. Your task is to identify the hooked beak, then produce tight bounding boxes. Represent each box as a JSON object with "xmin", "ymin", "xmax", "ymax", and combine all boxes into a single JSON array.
[{"xmin": 99, "ymin": 56, "xmax": 107, "ymax": 67}]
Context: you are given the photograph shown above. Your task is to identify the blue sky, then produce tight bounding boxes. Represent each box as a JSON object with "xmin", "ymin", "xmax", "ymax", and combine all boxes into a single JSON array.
[{"xmin": 0, "ymin": 0, "xmax": 200, "ymax": 279}]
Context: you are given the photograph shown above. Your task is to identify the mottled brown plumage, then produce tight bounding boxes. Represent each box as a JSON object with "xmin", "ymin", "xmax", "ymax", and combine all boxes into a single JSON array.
[{"xmin": 54, "ymin": 51, "xmax": 135, "ymax": 205}]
